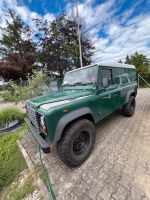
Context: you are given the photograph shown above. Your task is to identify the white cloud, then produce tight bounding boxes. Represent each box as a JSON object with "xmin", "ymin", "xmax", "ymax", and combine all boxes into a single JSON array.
[
  {"xmin": 0, "ymin": 0, "xmax": 150, "ymax": 63},
  {"xmin": 66, "ymin": 0, "xmax": 150, "ymax": 63},
  {"xmin": 66, "ymin": 0, "xmax": 115, "ymax": 29},
  {"xmin": 0, "ymin": 0, "xmax": 55, "ymax": 37},
  {"xmin": 43, "ymin": 13, "xmax": 55, "ymax": 22}
]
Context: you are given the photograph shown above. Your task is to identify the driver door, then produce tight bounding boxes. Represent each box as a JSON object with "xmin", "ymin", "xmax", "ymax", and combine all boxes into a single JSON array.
[{"xmin": 96, "ymin": 67, "xmax": 116, "ymax": 120}]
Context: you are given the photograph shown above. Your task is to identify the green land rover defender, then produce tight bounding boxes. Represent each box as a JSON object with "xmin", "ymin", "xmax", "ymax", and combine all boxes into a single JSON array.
[{"xmin": 25, "ymin": 63, "xmax": 137, "ymax": 167}]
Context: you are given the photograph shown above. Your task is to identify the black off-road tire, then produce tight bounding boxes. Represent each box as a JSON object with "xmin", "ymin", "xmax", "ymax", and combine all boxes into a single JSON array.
[
  {"xmin": 122, "ymin": 95, "xmax": 136, "ymax": 117},
  {"xmin": 57, "ymin": 119, "xmax": 96, "ymax": 167}
]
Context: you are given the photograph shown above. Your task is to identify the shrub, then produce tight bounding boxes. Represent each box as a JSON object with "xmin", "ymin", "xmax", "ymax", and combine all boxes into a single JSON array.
[
  {"xmin": 0, "ymin": 107, "xmax": 26, "ymax": 128},
  {"xmin": 0, "ymin": 91, "xmax": 5, "ymax": 102},
  {"xmin": 0, "ymin": 85, "xmax": 4, "ymax": 91},
  {"xmin": 2, "ymin": 71, "xmax": 51, "ymax": 103}
]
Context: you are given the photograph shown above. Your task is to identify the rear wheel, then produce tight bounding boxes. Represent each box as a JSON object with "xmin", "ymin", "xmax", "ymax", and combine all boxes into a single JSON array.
[
  {"xmin": 122, "ymin": 95, "xmax": 136, "ymax": 117},
  {"xmin": 57, "ymin": 119, "xmax": 96, "ymax": 167}
]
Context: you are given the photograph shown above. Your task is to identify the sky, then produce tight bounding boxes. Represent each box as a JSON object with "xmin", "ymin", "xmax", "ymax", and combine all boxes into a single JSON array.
[{"xmin": 0, "ymin": 0, "xmax": 150, "ymax": 63}]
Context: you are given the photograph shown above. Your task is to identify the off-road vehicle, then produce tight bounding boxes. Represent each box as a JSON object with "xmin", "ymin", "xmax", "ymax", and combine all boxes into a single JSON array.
[{"xmin": 25, "ymin": 63, "xmax": 137, "ymax": 167}]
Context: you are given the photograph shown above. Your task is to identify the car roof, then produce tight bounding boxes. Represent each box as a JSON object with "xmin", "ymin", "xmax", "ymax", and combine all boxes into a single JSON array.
[{"xmin": 66, "ymin": 63, "xmax": 135, "ymax": 73}]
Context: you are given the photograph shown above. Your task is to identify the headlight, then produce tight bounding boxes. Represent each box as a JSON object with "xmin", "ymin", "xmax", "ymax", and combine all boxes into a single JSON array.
[
  {"xmin": 40, "ymin": 115, "xmax": 47, "ymax": 133},
  {"xmin": 40, "ymin": 116, "xmax": 45, "ymax": 127}
]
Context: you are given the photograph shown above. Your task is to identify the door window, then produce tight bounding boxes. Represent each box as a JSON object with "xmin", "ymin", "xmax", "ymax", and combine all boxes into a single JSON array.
[{"xmin": 101, "ymin": 69, "xmax": 112, "ymax": 87}]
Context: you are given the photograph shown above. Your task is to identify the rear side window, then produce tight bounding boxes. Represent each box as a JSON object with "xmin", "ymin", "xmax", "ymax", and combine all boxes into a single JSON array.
[
  {"xmin": 127, "ymin": 68, "xmax": 136, "ymax": 82},
  {"xmin": 101, "ymin": 69, "xmax": 112, "ymax": 85},
  {"xmin": 112, "ymin": 68, "xmax": 124, "ymax": 85},
  {"xmin": 121, "ymin": 75, "xmax": 129, "ymax": 84}
]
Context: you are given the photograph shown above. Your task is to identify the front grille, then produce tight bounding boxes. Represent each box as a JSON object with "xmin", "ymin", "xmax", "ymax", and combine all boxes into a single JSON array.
[{"xmin": 27, "ymin": 106, "xmax": 40, "ymax": 130}]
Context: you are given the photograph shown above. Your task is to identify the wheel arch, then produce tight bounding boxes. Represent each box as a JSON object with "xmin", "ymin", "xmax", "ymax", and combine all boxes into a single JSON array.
[
  {"xmin": 130, "ymin": 92, "xmax": 136, "ymax": 97},
  {"xmin": 54, "ymin": 108, "xmax": 95, "ymax": 142},
  {"xmin": 125, "ymin": 89, "xmax": 136, "ymax": 103}
]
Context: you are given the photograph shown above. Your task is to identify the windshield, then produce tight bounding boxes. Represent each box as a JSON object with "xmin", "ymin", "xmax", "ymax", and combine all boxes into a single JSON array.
[{"xmin": 62, "ymin": 65, "xmax": 98, "ymax": 87}]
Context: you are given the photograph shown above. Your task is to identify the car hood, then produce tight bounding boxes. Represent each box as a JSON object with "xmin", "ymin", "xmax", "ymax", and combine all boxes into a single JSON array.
[{"xmin": 26, "ymin": 89, "xmax": 94, "ymax": 109}]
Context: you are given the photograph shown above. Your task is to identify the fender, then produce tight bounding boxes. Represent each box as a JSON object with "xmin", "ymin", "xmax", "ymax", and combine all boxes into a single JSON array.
[
  {"xmin": 54, "ymin": 107, "xmax": 93, "ymax": 142},
  {"xmin": 125, "ymin": 88, "xmax": 135, "ymax": 103}
]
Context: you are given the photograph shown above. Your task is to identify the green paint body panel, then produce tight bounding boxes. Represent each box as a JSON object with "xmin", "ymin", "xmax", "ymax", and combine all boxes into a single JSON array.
[{"xmin": 25, "ymin": 65, "xmax": 137, "ymax": 142}]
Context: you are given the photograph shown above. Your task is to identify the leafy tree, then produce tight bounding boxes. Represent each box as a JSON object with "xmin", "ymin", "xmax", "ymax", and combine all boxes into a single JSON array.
[
  {"xmin": 0, "ymin": 9, "xmax": 37, "ymax": 80},
  {"xmin": 34, "ymin": 15, "xmax": 95, "ymax": 78},
  {"xmin": 125, "ymin": 52, "xmax": 150, "ymax": 74},
  {"xmin": 2, "ymin": 71, "xmax": 51, "ymax": 103},
  {"xmin": 125, "ymin": 55, "xmax": 130, "ymax": 64}
]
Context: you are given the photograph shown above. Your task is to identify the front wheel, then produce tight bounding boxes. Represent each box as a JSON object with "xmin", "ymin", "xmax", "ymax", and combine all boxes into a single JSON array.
[
  {"xmin": 122, "ymin": 95, "xmax": 136, "ymax": 117},
  {"xmin": 57, "ymin": 119, "xmax": 96, "ymax": 167}
]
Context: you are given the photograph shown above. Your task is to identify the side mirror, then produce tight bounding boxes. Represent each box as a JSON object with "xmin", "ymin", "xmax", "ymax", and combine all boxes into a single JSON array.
[{"xmin": 102, "ymin": 78, "xmax": 109, "ymax": 88}]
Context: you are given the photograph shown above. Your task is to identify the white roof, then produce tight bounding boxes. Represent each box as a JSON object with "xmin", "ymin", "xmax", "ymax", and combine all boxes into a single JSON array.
[
  {"xmin": 100, "ymin": 62, "xmax": 135, "ymax": 69},
  {"xmin": 67, "ymin": 63, "xmax": 135, "ymax": 73}
]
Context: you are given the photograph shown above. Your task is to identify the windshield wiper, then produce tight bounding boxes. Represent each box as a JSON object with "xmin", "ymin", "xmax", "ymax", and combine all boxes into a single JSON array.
[
  {"xmin": 62, "ymin": 83, "xmax": 73, "ymax": 87},
  {"xmin": 73, "ymin": 82, "xmax": 83, "ymax": 85},
  {"xmin": 72, "ymin": 81, "xmax": 94, "ymax": 86},
  {"xmin": 62, "ymin": 81, "xmax": 95, "ymax": 87},
  {"xmin": 84, "ymin": 81, "xmax": 95, "ymax": 85},
  {"xmin": 62, "ymin": 82, "xmax": 83, "ymax": 86}
]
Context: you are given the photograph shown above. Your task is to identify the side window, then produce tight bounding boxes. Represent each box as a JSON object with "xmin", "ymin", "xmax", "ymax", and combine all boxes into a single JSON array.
[
  {"xmin": 121, "ymin": 75, "xmax": 129, "ymax": 84},
  {"xmin": 127, "ymin": 68, "xmax": 136, "ymax": 82},
  {"xmin": 112, "ymin": 68, "xmax": 126, "ymax": 85},
  {"xmin": 101, "ymin": 68, "xmax": 112, "ymax": 87}
]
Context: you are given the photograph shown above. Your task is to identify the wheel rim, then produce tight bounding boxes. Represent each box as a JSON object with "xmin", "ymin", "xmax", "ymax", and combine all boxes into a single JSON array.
[{"xmin": 73, "ymin": 131, "xmax": 90, "ymax": 154}]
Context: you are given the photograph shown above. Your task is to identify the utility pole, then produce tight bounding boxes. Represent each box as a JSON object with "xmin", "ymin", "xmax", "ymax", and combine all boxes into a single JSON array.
[{"xmin": 75, "ymin": 2, "xmax": 83, "ymax": 68}]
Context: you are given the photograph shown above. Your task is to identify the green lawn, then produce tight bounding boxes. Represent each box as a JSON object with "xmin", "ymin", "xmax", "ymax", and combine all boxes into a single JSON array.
[
  {"xmin": 3, "ymin": 173, "xmax": 34, "ymax": 200},
  {"xmin": 0, "ymin": 125, "xmax": 27, "ymax": 191}
]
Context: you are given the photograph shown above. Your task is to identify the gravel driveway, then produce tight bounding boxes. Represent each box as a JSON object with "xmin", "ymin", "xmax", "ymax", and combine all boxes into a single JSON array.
[{"xmin": 20, "ymin": 88, "xmax": 150, "ymax": 200}]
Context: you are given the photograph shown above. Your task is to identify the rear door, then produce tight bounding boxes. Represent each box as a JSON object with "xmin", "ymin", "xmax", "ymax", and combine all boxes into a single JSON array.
[{"xmin": 112, "ymin": 68, "xmax": 128, "ymax": 108}]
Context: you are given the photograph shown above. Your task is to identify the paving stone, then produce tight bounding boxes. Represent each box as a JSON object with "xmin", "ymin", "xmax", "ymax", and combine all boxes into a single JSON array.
[
  {"xmin": 123, "ymin": 164, "xmax": 134, "ymax": 178},
  {"xmin": 130, "ymin": 182, "xmax": 145, "ymax": 200},
  {"xmin": 88, "ymin": 179, "xmax": 104, "ymax": 199},
  {"xmin": 97, "ymin": 183, "xmax": 115, "ymax": 200},
  {"xmin": 19, "ymin": 89, "xmax": 150, "ymax": 200},
  {"xmin": 119, "ymin": 172, "xmax": 132, "ymax": 191},
  {"xmin": 112, "ymin": 184, "xmax": 129, "ymax": 200}
]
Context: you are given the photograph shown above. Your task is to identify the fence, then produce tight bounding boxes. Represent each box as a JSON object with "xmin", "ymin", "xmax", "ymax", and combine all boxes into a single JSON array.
[{"xmin": 138, "ymin": 74, "xmax": 150, "ymax": 88}]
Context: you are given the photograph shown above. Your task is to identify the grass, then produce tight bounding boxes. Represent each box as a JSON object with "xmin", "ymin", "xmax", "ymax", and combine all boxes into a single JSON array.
[
  {"xmin": 6, "ymin": 174, "xmax": 34, "ymax": 200},
  {"xmin": 139, "ymin": 85, "xmax": 150, "ymax": 88},
  {"xmin": 0, "ymin": 107, "xmax": 26, "ymax": 128},
  {"xmin": 0, "ymin": 124, "xmax": 27, "ymax": 191},
  {"xmin": 35, "ymin": 164, "xmax": 48, "ymax": 187},
  {"xmin": 0, "ymin": 171, "xmax": 35, "ymax": 200}
]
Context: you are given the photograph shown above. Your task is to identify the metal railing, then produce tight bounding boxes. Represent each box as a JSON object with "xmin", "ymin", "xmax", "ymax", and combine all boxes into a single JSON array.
[{"xmin": 138, "ymin": 74, "xmax": 150, "ymax": 88}]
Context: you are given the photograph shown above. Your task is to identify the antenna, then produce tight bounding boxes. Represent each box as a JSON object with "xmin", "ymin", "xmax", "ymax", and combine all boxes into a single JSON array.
[{"xmin": 75, "ymin": 2, "xmax": 83, "ymax": 68}]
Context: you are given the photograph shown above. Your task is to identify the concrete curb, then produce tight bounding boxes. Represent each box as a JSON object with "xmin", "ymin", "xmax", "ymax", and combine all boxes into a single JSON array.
[
  {"xmin": 17, "ymin": 140, "xmax": 34, "ymax": 171},
  {"xmin": 0, "ymin": 120, "xmax": 19, "ymax": 134},
  {"xmin": 17, "ymin": 140, "xmax": 50, "ymax": 200}
]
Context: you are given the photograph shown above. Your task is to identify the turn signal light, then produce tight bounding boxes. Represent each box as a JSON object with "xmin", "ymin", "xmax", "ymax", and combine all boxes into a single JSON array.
[
  {"xmin": 42, "ymin": 126, "xmax": 47, "ymax": 132},
  {"xmin": 63, "ymin": 109, "xmax": 69, "ymax": 113}
]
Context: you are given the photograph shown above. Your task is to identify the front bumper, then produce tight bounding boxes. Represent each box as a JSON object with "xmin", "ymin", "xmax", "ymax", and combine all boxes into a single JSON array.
[{"xmin": 24, "ymin": 117, "xmax": 50, "ymax": 154}]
